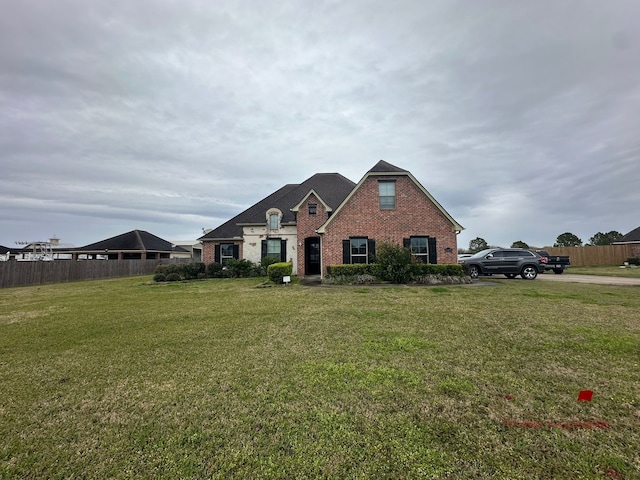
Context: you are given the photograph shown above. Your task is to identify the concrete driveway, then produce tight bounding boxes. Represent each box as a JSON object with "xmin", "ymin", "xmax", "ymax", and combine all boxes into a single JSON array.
[{"xmin": 537, "ymin": 273, "xmax": 640, "ymax": 286}]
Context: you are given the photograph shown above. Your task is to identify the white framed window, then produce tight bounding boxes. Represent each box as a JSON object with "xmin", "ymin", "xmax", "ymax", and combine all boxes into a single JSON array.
[
  {"xmin": 220, "ymin": 243, "xmax": 235, "ymax": 265},
  {"xmin": 379, "ymin": 181, "xmax": 396, "ymax": 209},
  {"xmin": 308, "ymin": 204, "xmax": 317, "ymax": 215},
  {"xmin": 350, "ymin": 238, "xmax": 368, "ymax": 264},
  {"xmin": 410, "ymin": 237, "xmax": 428, "ymax": 262}
]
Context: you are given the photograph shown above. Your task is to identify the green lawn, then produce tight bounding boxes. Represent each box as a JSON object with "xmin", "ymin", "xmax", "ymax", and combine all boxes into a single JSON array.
[
  {"xmin": 1, "ymin": 277, "xmax": 638, "ymax": 479},
  {"xmin": 569, "ymin": 265, "xmax": 640, "ymax": 278}
]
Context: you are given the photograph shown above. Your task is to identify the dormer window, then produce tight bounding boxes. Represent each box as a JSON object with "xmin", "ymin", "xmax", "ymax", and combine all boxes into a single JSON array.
[
  {"xmin": 308, "ymin": 204, "xmax": 317, "ymax": 215},
  {"xmin": 269, "ymin": 213, "xmax": 279, "ymax": 230}
]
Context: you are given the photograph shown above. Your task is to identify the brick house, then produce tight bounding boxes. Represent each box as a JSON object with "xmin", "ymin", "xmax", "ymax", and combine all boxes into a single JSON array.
[{"xmin": 199, "ymin": 160, "xmax": 463, "ymax": 276}]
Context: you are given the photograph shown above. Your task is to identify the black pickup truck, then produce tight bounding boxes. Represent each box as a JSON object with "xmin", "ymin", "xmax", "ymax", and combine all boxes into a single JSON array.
[{"xmin": 535, "ymin": 250, "xmax": 571, "ymax": 274}]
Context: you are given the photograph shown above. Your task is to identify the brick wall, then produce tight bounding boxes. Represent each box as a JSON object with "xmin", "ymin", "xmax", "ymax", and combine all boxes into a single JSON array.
[
  {"xmin": 321, "ymin": 175, "xmax": 459, "ymax": 274},
  {"xmin": 201, "ymin": 241, "xmax": 243, "ymax": 265},
  {"xmin": 202, "ymin": 242, "xmax": 215, "ymax": 264},
  {"xmin": 296, "ymin": 193, "xmax": 329, "ymax": 275}
]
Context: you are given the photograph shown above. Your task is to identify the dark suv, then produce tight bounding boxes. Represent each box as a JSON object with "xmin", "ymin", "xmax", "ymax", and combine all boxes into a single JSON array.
[{"xmin": 458, "ymin": 248, "xmax": 547, "ymax": 280}]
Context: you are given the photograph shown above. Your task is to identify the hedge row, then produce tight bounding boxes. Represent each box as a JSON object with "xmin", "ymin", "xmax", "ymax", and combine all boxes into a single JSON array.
[
  {"xmin": 326, "ymin": 263, "xmax": 464, "ymax": 279},
  {"xmin": 153, "ymin": 260, "xmax": 466, "ymax": 284},
  {"xmin": 153, "ymin": 259, "xmax": 271, "ymax": 282}
]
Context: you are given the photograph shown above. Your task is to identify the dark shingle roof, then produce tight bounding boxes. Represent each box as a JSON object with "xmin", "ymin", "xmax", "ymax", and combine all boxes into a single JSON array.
[
  {"xmin": 78, "ymin": 230, "xmax": 179, "ymax": 251},
  {"xmin": 618, "ymin": 226, "xmax": 640, "ymax": 243},
  {"xmin": 0, "ymin": 245, "xmax": 10, "ymax": 254},
  {"xmin": 368, "ymin": 160, "xmax": 408, "ymax": 173},
  {"xmin": 200, "ymin": 173, "xmax": 356, "ymax": 240}
]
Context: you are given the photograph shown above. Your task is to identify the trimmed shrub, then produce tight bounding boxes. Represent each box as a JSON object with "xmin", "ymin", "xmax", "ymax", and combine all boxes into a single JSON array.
[
  {"xmin": 267, "ymin": 262, "xmax": 293, "ymax": 284},
  {"xmin": 153, "ymin": 273, "xmax": 166, "ymax": 282},
  {"xmin": 326, "ymin": 264, "xmax": 377, "ymax": 277},
  {"xmin": 226, "ymin": 259, "xmax": 255, "ymax": 278},
  {"xmin": 165, "ymin": 272, "xmax": 182, "ymax": 282},
  {"xmin": 413, "ymin": 263, "xmax": 465, "ymax": 277},
  {"xmin": 206, "ymin": 262, "xmax": 224, "ymax": 277},
  {"xmin": 155, "ymin": 263, "xmax": 186, "ymax": 277},
  {"xmin": 154, "ymin": 264, "xmax": 170, "ymax": 275},
  {"xmin": 183, "ymin": 262, "xmax": 205, "ymax": 279},
  {"xmin": 626, "ymin": 257, "xmax": 640, "ymax": 266},
  {"xmin": 155, "ymin": 262, "xmax": 212, "ymax": 280}
]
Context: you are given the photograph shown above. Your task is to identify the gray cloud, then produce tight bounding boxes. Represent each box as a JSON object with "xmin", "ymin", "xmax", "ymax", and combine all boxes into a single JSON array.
[{"xmin": 1, "ymin": 0, "xmax": 639, "ymax": 249}]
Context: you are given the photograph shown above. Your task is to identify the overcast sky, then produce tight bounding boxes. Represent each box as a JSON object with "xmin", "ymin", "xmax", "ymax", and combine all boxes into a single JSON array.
[{"xmin": 2, "ymin": 0, "xmax": 639, "ymax": 250}]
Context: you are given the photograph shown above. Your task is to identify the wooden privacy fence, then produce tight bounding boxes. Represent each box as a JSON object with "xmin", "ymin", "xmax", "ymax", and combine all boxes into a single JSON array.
[
  {"xmin": 542, "ymin": 244, "xmax": 637, "ymax": 267},
  {"xmin": 0, "ymin": 259, "xmax": 181, "ymax": 289}
]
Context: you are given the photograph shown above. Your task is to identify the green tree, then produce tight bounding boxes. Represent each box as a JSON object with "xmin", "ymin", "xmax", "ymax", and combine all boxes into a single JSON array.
[
  {"xmin": 554, "ymin": 232, "xmax": 582, "ymax": 247},
  {"xmin": 587, "ymin": 231, "xmax": 623, "ymax": 246},
  {"xmin": 469, "ymin": 237, "xmax": 488, "ymax": 253},
  {"xmin": 511, "ymin": 240, "xmax": 529, "ymax": 249}
]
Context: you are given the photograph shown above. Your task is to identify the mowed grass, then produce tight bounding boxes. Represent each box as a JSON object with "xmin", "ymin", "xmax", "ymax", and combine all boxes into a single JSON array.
[{"xmin": 0, "ymin": 277, "xmax": 638, "ymax": 479}]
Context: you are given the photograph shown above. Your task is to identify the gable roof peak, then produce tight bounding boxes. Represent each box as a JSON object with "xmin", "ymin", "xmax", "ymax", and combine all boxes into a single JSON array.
[{"xmin": 369, "ymin": 160, "xmax": 408, "ymax": 173}]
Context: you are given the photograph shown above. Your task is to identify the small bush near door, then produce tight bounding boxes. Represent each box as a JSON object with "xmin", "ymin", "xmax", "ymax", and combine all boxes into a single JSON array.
[{"xmin": 267, "ymin": 262, "xmax": 293, "ymax": 284}]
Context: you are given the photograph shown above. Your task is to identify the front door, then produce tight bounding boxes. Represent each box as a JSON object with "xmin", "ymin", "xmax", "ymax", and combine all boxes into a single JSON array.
[{"xmin": 305, "ymin": 237, "xmax": 321, "ymax": 275}]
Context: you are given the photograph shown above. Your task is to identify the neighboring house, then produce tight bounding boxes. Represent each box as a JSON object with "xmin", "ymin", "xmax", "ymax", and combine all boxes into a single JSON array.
[
  {"xmin": 170, "ymin": 240, "xmax": 202, "ymax": 261},
  {"xmin": 0, "ymin": 245, "xmax": 10, "ymax": 261},
  {"xmin": 613, "ymin": 226, "xmax": 640, "ymax": 257},
  {"xmin": 200, "ymin": 160, "xmax": 463, "ymax": 276},
  {"xmin": 76, "ymin": 230, "xmax": 189, "ymax": 260},
  {"xmin": 615, "ymin": 226, "xmax": 640, "ymax": 244}
]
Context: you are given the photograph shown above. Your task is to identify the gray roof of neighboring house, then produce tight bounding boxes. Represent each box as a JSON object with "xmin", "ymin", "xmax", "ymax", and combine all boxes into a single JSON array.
[
  {"xmin": 0, "ymin": 245, "xmax": 10, "ymax": 254},
  {"xmin": 617, "ymin": 226, "xmax": 640, "ymax": 243},
  {"xmin": 200, "ymin": 173, "xmax": 356, "ymax": 240},
  {"xmin": 78, "ymin": 230, "xmax": 188, "ymax": 252}
]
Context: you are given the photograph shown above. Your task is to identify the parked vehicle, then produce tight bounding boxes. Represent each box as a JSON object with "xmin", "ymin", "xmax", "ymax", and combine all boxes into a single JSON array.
[
  {"xmin": 535, "ymin": 250, "xmax": 571, "ymax": 274},
  {"xmin": 458, "ymin": 248, "xmax": 547, "ymax": 280}
]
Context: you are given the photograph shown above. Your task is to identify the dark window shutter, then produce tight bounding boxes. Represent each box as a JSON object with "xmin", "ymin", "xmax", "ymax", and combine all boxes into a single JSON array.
[
  {"xmin": 368, "ymin": 239, "xmax": 376, "ymax": 263},
  {"xmin": 232, "ymin": 244, "xmax": 239, "ymax": 260},
  {"xmin": 403, "ymin": 238, "xmax": 410, "ymax": 249},
  {"xmin": 214, "ymin": 244, "xmax": 221, "ymax": 263},
  {"xmin": 342, "ymin": 240, "xmax": 350, "ymax": 264},
  {"xmin": 428, "ymin": 237, "xmax": 437, "ymax": 264},
  {"xmin": 280, "ymin": 239, "xmax": 287, "ymax": 262},
  {"xmin": 261, "ymin": 240, "xmax": 267, "ymax": 259}
]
